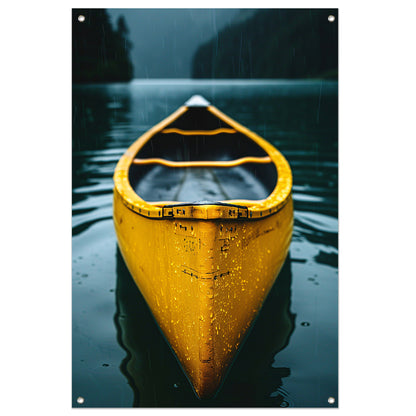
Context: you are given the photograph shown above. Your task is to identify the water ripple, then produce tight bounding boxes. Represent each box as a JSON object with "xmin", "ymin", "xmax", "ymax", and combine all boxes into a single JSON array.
[
  {"xmin": 270, "ymin": 384, "xmax": 295, "ymax": 407},
  {"xmin": 72, "ymin": 216, "xmax": 113, "ymax": 236},
  {"xmin": 295, "ymin": 211, "xmax": 338, "ymax": 234}
]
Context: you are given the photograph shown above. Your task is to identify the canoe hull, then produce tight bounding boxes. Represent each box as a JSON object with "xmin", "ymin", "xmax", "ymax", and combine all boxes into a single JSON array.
[{"xmin": 113, "ymin": 188, "xmax": 293, "ymax": 398}]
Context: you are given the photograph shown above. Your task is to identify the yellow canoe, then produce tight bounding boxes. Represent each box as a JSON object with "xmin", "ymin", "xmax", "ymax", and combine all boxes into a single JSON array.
[{"xmin": 113, "ymin": 95, "xmax": 293, "ymax": 399}]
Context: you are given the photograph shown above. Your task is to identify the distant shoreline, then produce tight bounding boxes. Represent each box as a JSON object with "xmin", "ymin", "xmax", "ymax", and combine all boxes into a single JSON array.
[{"xmin": 73, "ymin": 78, "xmax": 339, "ymax": 86}]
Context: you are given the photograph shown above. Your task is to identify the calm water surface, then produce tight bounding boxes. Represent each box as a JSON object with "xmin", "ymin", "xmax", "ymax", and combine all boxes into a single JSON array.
[{"xmin": 72, "ymin": 79, "xmax": 338, "ymax": 407}]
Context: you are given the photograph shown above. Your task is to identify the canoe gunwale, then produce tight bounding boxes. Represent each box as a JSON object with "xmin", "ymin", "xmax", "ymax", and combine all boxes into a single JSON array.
[
  {"xmin": 113, "ymin": 103, "xmax": 292, "ymax": 220},
  {"xmin": 114, "ymin": 186, "xmax": 292, "ymax": 221}
]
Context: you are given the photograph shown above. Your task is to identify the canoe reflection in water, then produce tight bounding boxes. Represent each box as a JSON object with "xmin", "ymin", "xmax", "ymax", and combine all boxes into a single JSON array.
[{"xmin": 114, "ymin": 248, "xmax": 295, "ymax": 407}]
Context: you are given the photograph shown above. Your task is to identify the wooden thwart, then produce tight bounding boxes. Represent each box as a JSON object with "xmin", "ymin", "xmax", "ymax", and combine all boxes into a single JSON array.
[
  {"xmin": 132, "ymin": 156, "xmax": 272, "ymax": 168},
  {"xmin": 161, "ymin": 127, "xmax": 237, "ymax": 135}
]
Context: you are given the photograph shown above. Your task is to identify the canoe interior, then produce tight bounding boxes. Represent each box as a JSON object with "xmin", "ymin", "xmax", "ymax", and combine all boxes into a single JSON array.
[{"xmin": 129, "ymin": 107, "xmax": 277, "ymax": 203}]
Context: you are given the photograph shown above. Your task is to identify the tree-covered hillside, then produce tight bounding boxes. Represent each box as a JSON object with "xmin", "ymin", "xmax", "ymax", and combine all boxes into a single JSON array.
[
  {"xmin": 192, "ymin": 9, "xmax": 338, "ymax": 79},
  {"xmin": 72, "ymin": 9, "xmax": 133, "ymax": 83}
]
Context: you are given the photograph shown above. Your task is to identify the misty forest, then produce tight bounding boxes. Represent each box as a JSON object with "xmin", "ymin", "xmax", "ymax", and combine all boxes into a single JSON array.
[
  {"xmin": 72, "ymin": 8, "xmax": 338, "ymax": 83},
  {"xmin": 72, "ymin": 9, "xmax": 133, "ymax": 83}
]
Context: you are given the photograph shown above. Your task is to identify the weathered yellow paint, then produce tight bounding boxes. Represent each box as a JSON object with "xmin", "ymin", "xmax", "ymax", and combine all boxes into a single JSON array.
[
  {"xmin": 114, "ymin": 190, "xmax": 293, "ymax": 398},
  {"xmin": 113, "ymin": 100, "xmax": 294, "ymax": 398}
]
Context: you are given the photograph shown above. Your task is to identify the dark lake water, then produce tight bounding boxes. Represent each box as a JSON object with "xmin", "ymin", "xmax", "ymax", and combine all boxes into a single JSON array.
[{"xmin": 72, "ymin": 79, "xmax": 338, "ymax": 407}]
